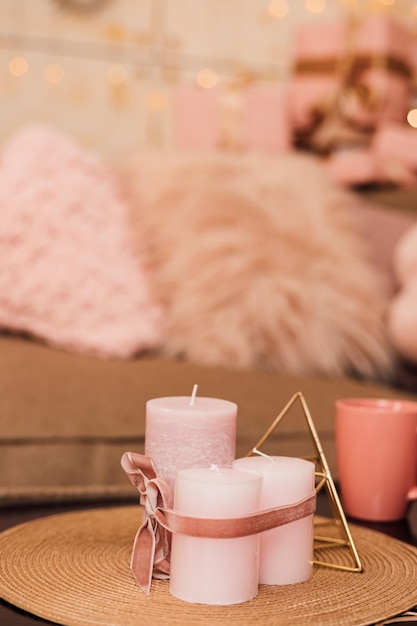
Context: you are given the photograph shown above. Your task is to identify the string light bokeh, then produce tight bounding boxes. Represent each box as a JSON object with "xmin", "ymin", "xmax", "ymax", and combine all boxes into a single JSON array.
[
  {"xmin": 1, "ymin": 0, "xmax": 417, "ymax": 154},
  {"xmin": 8, "ymin": 56, "xmax": 28, "ymax": 77}
]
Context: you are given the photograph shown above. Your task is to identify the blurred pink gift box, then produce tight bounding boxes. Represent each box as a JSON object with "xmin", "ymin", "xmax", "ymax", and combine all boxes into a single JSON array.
[
  {"xmin": 325, "ymin": 147, "xmax": 381, "ymax": 188},
  {"xmin": 325, "ymin": 122, "xmax": 417, "ymax": 189},
  {"xmin": 290, "ymin": 15, "xmax": 414, "ymax": 151},
  {"xmin": 372, "ymin": 122, "xmax": 417, "ymax": 188},
  {"xmin": 172, "ymin": 83, "xmax": 291, "ymax": 153}
]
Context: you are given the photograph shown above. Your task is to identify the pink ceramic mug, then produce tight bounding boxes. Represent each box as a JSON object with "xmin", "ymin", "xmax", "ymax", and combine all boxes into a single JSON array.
[{"xmin": 335, "ymin": 398, "xmax": 417, "ymax": 522}]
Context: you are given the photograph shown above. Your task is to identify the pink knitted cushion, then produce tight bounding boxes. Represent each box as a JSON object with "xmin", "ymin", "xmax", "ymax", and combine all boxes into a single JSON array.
[{"xmin": 0, "ymin": 125, "xmax": 163, "ymax": 358}]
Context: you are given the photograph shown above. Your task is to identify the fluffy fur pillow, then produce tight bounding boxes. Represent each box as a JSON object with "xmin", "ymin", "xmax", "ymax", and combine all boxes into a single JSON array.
[
  {"xmin": 119, "ymin": 150, "xmax": 393, "ymax": 378},
  {"xmin": 0, "ymin": 125, "xmax": 163, "ymax": 358}
]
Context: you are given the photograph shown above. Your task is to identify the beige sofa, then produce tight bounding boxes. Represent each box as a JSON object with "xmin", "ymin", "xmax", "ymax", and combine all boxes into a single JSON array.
[{"xmin": 1, "ymin": 333, "xmax": 416, "ymax": 506}]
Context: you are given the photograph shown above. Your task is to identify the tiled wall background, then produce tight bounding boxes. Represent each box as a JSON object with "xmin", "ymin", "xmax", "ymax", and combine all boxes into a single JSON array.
[{"xmin": 0, "ymin": 0, "xmax": 415, "ymax": 157}]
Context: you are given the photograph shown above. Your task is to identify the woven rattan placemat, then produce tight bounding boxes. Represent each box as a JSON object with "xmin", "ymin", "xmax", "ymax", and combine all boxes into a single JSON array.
[{"xmin": 0, "ymin": 506, "xmax": 416, "ymax": 626}]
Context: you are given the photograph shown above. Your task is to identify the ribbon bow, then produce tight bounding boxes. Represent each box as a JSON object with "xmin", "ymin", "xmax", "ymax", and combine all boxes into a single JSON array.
[{"xmin": 121, "ymin": 451, "xmax": 172, "ymax": 594}]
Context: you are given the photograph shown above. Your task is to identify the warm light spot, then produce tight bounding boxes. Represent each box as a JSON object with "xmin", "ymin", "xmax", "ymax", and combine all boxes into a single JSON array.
[
  {"xmin": 379, "ymin": 0, "xmax": 395, "ymax": 5},
  {"xmin": 101, "ymin": 24, "xmax": 127, "ymax": 43},
  {"xmin": 268, "ymin": 0, "xmax": 289, "ymax": 17},
  {"xmin": 196, "ymin": 68, "xmax": 218, "ymax": 89},
  {"xmin": 146, "ymin": 90, "xmax": 167, "ymax": 110},
  {"xmin": 106, "ymin": 64, "xmax": 127, "ymax": 84},
  {"xmin": 9, "ymin": 56, "xmax": 28, "ymax": 77},
  {"xmin": 44, "ymin": 64, "xmax": 64, "ymax": 84},
  {"xmin": 305, "ymin": 0, "xmax": 326, "ymax": 12},
  {"xmin": 407, "ymin": 109, "xmax": 417, "ymax": 128}
]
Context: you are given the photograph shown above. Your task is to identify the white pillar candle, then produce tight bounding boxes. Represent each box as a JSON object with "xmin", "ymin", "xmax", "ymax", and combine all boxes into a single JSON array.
[
  {"xmin": 145, "ymin": 396, "xmax": 237, "ymax": 490},
  {"xmin": 169, "ymin": 466, "xmax": 262, "ymax": 605},
  {"xmin": 233, "ymin": 455, "xmax": 315, "ymax": 585}
]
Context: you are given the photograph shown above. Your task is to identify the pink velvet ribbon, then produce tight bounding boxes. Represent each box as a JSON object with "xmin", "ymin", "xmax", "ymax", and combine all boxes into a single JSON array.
[
  {"xmin": 121, "ymin": 451, "xmax": 316, "ymax": 594},
  {"xmin": 121, "ymin": 452, "xmax": 173, "ymax": 593}
]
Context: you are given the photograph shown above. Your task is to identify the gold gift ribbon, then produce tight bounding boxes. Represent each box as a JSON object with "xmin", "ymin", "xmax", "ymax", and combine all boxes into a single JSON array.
[
  {"xmin": 293, "ymin": 16, "xmax": 413, "ymax": 153},
  {"xmin": 294, "ymin": 54, "xmax": 412, "ymax": 79},
  {"xmin": 217, "ymin": 71, "xmax": 257, "ymax": 152}
]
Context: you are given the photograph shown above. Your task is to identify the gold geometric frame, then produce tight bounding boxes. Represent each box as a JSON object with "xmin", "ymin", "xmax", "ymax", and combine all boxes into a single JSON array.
[{"xmin": 246, "ymin": 391, "xmax": 363, "ymax": 573}]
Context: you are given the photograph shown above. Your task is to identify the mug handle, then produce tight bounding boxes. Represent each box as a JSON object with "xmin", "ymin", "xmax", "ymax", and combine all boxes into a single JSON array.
[
  {"xmin": 409, "ymin": 427, "xmax": 417, "ymax": 501},
  {"xmin": 407, "ymin": 486, "xmax": 417, "ymax": 501}
]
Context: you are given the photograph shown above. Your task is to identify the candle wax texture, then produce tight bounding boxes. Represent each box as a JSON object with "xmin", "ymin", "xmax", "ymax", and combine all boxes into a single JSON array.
[
  {"xmin": 169, "ymin": 466, "xmax": 262, "ymax": 605},
  {"xmin": 145, "ymin": 396, "xmax": 237, "ymax": 489},
  {"xmin": 234, "ymin": 456, "xmax": 315, "ymax": 585}
]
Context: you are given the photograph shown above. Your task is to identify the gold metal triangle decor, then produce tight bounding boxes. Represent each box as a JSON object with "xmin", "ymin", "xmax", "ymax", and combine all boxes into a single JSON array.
[{"xmin": 246, "ymin": 391, "xmax": 363, "ymax": 573}]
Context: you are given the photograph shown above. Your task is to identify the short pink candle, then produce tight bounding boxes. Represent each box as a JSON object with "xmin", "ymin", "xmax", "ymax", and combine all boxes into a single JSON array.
[
  {"xmin": 234, "ymin": 456, "xmax": 315, "ymax": 585},
  {"xmin": 145, "ymin": 396, "xmax": 237, "ymax": 489},
  {"xmin": 169, "ymin": 466, "xmax": 262, "ymax": 605}
]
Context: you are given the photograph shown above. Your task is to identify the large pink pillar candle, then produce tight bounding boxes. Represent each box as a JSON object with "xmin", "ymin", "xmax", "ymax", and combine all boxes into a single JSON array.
[
  {"xmin": 169, "ymin": 466, "xmax": 262, "ymax": 605},
  {"xmin": 233, "ymin": 456, "xmax": 315, "ymax": 585},
  {"xmin": 145, "ymin": 396, "xmax": 237, "ymax": 489}
]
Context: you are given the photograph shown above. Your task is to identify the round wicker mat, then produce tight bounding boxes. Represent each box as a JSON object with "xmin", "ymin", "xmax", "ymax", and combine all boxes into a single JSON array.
[{"xmin": 0, "ymin": 507, "xmax": 417, "ymax": 626}]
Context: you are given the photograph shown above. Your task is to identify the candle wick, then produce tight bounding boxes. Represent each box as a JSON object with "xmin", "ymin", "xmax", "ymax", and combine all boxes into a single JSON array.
[
  {"xmin": 252, "ymin": 447, "xmax": 274, "ymax": 462},
  {"xmin": 189, "ymin": 384, "xmax": 198, "ymax": 406}
]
